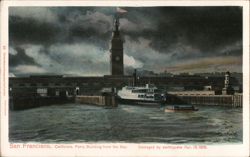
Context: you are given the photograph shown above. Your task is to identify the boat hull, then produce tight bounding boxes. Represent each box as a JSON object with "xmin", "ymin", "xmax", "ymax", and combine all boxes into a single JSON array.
[
  {"xmin": 117, "ymin": 97, "xmax": 165, "ymax": 106},
  {"xmin": 165, "ymin": 108, "xmax": 199, "ymax": 112},
  {"xmin": 165, "ymin": 105, "xmax": 199, "ymax": 112}
]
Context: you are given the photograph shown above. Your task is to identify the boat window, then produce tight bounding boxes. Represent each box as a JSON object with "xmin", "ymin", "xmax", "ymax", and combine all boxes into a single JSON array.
[
  {"xmin": 126, "ymin": 87, "xmax": 133, "ymax": 90},
  {"xmin": 148, "ymin": 89, "xmax": 154, "ymax": 92},
  {"xmin": 132, "ymin": 89, "xmax": 147, "ymax": 93}
]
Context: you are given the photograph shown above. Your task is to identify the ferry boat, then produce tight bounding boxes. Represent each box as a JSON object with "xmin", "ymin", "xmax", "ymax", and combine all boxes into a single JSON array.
[
  {"xmin": 165, "ymin": 105, "xmax": 199, "ymax": 112},
  {"xmin": 117, "ymin": 84, "xmax": 166, "ymax": 105}
]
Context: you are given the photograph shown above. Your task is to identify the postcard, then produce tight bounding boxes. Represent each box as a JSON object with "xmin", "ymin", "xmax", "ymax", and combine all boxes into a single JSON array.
[{"xmin": 0, "ymin": 0, "xmax": 249, "ymax": 156}]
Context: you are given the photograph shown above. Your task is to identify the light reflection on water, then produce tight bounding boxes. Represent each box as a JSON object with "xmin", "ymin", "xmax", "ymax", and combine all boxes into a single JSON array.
[{"xmin": 9, "ymin": 104, "xmax": 242, "ymax": 144}]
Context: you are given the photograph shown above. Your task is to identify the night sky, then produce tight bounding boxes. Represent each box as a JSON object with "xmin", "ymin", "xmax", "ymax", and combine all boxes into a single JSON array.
[{"xmin": 9, "ymin": 7, "xmax": 242, "ymax": 76}]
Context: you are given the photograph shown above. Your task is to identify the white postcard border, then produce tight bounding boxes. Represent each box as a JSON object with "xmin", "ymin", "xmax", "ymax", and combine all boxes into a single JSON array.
[{"xmin": 1, "ymin": 0, "xmax": 249, "ymax": 157}]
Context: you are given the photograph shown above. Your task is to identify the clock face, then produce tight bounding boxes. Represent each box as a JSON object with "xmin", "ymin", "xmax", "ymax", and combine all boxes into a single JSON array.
[{"xmin": 115, "ymin": 56, "xmax": 120, "ymax": 61}]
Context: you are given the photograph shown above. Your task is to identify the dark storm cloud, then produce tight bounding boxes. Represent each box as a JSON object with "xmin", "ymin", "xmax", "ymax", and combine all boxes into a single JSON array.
[
  {"xmin": 9, "ymin": 7, "xmax": 114, "ymax": 48},
  {"xmin": 9, "ymin": 6, "xmax": 242, "ymax": 76},
  {"xmin": 173, "ymin": 7, "xmax": 242, "ymax": 53},
  {"xmin": 120, "ymin": 7, "xmax": 242, "ymax": 55},
  {"xmin": 66, "ymin": 20, "xmax": 112, "ymax": 49},
  {"xmin": 9, "ymin": 47, "xmax": 38, "ymax": 67},
  {"xmin": 9, "ymin": 16, "xmax": 60, "ymax": 46},
  {"xmin": 9, "ymin": 6, "xmax": 242, "ymax": 49}
]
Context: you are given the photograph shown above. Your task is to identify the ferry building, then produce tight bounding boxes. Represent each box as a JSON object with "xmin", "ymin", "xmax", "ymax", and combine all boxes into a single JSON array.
[{"xmin": 9, "ymin": 17, "xmax": 241, "ymax": 98}]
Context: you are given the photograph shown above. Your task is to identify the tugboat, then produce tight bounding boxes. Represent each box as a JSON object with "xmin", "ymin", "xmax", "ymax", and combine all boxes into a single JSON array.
[{"xmin": 165, "ymin": 105, "xmax": 199, "ymax": 112}]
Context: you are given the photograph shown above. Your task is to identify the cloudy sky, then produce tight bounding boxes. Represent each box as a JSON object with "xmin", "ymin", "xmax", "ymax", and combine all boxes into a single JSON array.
[{"xmin": 9, "ymin": 7, "xmax": 242, "ymax": 76}]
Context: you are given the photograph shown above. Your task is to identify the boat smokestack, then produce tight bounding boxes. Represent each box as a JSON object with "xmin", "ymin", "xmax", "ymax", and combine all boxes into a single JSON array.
[{"xmin": 133, "ymin": 69, "xmax": 137, "ymax": 86}]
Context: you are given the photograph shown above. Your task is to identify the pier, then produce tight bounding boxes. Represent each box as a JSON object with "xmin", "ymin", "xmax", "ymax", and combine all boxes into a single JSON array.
[
  {"xmin": 10, "ymin": 94, "xmax": 117, "ymax": 110},
  {"xmin": 10, "ymin": 96, "xmax": 74, "ymax": 110},
  {"xmin": 167, "ymin": 94, "xmax": 242, "ymax": 107},
  {"xmin": 75, "ymin": 95, "xmax": 117, "ymax": 107}
]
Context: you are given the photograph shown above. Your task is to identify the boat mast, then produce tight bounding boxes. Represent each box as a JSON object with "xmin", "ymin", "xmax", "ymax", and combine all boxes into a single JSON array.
[{"xmin": 133, "ymin": 69, "xmax": 137, "ymax": 87}]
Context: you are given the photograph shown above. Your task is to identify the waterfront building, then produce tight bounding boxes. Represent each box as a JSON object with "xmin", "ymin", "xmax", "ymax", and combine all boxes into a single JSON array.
[
  {"xmin": 9, "ymin": 73, "xmax": 241, "ymax": 97},
  {"xmin": 222, "ymin": 71, "xmax": 235, "ymax": 95},
  {"xmin": 8, "ymin": 17, "xmax": 242, "ymax": 98}
]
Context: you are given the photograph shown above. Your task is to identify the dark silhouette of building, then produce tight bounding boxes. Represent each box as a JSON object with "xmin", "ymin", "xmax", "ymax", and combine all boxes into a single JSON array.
[
  {"xmin": 222, "ymin": 71, "xmax": 235, "ymax": 95},
  {"xmin": 9, "ymin": 73, "xmax": 241, "ymax": 98},
  {"xmin": 110, "ymin": 18, "xmax": 124, "ymax": 75}
]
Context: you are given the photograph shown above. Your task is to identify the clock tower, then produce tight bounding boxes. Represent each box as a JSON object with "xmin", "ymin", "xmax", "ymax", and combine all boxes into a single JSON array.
[{"xmin": 110, "ymin": 18, "xmax": 124, "ymax": 75}]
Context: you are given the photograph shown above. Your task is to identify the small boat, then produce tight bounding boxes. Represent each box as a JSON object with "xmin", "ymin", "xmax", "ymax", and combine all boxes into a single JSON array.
[{"xmin": 165, "ymin": 105, "xmax": 198, "ymax": 112}]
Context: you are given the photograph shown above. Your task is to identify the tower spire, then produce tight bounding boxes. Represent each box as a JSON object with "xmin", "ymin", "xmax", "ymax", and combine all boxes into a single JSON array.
[
  {"xmin": 113, "ymin": 16, "xmax": 120, "ymax": 37},
  {"xmin": 115, "ymin": 18, "xmax": 119, "ymax": 32}
]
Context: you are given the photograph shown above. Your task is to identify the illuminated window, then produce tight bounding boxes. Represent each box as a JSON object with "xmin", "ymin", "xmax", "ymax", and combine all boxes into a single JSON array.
[{"xmin": 37, "ymin": 88, "xmax": 47, "ymax": 97}]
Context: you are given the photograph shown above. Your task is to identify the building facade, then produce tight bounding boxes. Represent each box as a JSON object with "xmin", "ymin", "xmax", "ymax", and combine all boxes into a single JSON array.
[
  {"xmin": 110, "ymin": 18, "xmax": 124, "ymax": 75},
  {"xmin": 9, "ymin": 74, "xmax": 241, "ymax": 98}
]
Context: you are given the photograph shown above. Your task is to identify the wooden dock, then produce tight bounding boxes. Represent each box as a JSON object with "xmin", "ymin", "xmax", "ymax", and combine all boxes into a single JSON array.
[
  {"xmin": 9, "ymin": 96, "xmax": 75, "ymax": 110},
  {"xmin": 75, "ymin": 95, "xmax": 117, "ymax": 107},
  {"xmin": 168, "ymin": 94, "xmax": 242, "ymax": 107}
]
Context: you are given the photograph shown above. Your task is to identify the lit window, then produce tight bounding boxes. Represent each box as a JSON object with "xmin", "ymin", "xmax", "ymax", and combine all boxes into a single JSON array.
[{"xmin": 37, "ymin": 88, "xmax": 48, "ymax": 97}]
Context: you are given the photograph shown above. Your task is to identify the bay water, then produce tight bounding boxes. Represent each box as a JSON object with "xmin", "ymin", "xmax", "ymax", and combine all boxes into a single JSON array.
[{"xmin": 9, "ymin": 103, "xmax": 242, "ymax": 144}]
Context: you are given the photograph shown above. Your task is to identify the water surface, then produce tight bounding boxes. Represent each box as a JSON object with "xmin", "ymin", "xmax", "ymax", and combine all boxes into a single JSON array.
[{"xmin": 9, "ymin": 104, "xmax": 242, "ymax": 144}]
